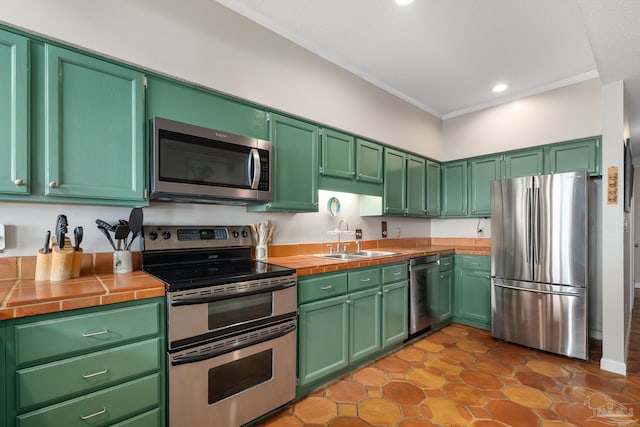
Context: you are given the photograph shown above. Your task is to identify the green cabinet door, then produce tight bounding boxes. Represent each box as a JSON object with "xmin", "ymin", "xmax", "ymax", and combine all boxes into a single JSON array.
[
  {"xmin": 406, "ymin": 155, "xmax": 426, "ymax": 216},
  {"xmin": 439, "ymin": 269, "xmax": 453, "ymax": 321},
  {"xmin": 468, "ymin": 155, "xmax": 500, "ymax": 216},
  {"xmin": 441, "ymin": 160, "xmax": 468, "ymax": 216},
  {"xmin": 298, "ymin": 295, "xmax": 349, "ymax": 386},
  {"xmin": 459, "ymin": 269, "xmax": 491, "ymax": 329},
  {"xmin": 356, "ymin": 139, "xmax": 383, "ymax": 183},
  {"xmin": 44, "ymin": 45, "xmax": 145, "ymax": 203},
  {"xmin": 252, "ymin": 113, "xmax": 318, "ymax": 212},
  {"xmin": 0, "ymin": 30, "xmax": 29, "ymax": 195},
  {"xmin": 1, "ymin": 321, "xmax": 5, "ymax": 427},
  {"xmin": 425, "ymin": 160, "xmax": 441, "ymax": 217},
  {"xmin": 383, "ymin": 148, "xmax": 407, "ymax": 215},
  {"xmin": 320, "ymin": 128, "xmax": 355, "ymax": 180},
  {"xmin": 349, "ymin": 288, "xmax": 382, "ymax": 363},
  {"xmin": 545, "ymin": 136, "xmax": 601, "ymax": 176},
  {"xmin": 381, "ymin": 281, "xmax": 408, "ymax": 347},
  {"xmin": 502, "ymin": 148, "xmax": 544, "ymax": 178}
]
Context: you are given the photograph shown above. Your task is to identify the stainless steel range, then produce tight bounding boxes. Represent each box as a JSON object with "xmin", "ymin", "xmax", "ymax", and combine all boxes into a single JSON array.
[{"xmin": 142, "ymin": 225, "xmax": 297, "ymax": 427}]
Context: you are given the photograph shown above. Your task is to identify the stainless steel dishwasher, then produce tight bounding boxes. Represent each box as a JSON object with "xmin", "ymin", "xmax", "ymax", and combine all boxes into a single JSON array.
[{"xmin": 409, "ymin": 255, "xmax": 440, "ymax": 335}]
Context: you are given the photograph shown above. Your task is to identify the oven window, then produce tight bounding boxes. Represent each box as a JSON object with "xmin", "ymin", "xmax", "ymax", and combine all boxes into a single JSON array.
[
  {"xmin": 208, "ymin": 349, "xmax": 273, "ymax": 404},
  {"xmin": 208, "ymin": 293, "xmax": 273, "ymax": 330}
]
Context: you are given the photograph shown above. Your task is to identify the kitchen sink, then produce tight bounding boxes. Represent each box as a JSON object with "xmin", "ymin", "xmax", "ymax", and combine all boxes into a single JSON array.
[{"xmin": 313, "ymin": 250, "xmax": 398, "ymax": 260}]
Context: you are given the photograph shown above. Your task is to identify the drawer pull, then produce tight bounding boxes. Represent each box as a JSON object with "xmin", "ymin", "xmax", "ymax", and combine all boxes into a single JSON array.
[
  {"xmin": 80, "ymin": 407, "xmax": 107, "ymax": 420},
  {"xmin": 360, "ymin": 278, "xmax": 371, "ymax": 282},
  {"xmin": 82, "ymin": 369, "xmax": 109, "ymax": 379},
  {"xmin": 384, "ymin": 289, "xmax": 390, "ymax": 293},
  {"xmin": 82, "ymin": 329, "xmax": 109, "ymax": 337},
  {"xmin": 392, "ymin": 272, "xmax": 402, "ymax": 276},
  {"xmin": 320, "ymin": 285, "xmax": 333, "ymax": 290}
]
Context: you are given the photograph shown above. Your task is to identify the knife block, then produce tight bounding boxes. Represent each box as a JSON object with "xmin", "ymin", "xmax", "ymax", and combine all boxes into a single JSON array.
[
  {"xmin": 35, "ymin": 249, "xmax": 52, "ymax": 281},
  {"xmin": 71, "ymin": 249, "xmax": 83, "ymax": 278},
  {"xmin": 50, "ymin": 246, "xmax": 75, "ymax": 281}
]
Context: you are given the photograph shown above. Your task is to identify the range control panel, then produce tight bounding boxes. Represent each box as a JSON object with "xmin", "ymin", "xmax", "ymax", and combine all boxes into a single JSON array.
[{"xmin": 142, "ymin": 225, "xmax": 253, "ymax": 251}]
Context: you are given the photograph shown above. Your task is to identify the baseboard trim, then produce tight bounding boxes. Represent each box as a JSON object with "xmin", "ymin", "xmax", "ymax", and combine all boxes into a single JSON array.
[{"xmin": 600, "ymin": 358, "xmax": 626, "ymax": 375}]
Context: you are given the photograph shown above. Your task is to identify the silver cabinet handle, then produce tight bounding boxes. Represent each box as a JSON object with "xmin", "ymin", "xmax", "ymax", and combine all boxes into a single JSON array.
[
  {"xmin": 486, "ymin": 275, "xmax": 490, "ymax": 279},
  {"xmin": 345, "ymin": 299, "xmax": 352, "ymax": 304},
  {"xmin": 358, "ymin": 173, "xmax": 363, "ymax": 177},
  {"xmin": 80, "ymin": 408, "xmax": 107, "ymax": 420},
  {"xmin": 463, "ymin": 209, "xmax": 467, "ymax": 214},
  {"xmin": 377, "ymin": 291, "xmax": 382, "ymax": 295},
  {"xmin": 48, "ymin": 181, "xmax": 59, "ymax": 188},
  {"xmin": 384, "ymin": 289, "xmax": 390, "ymax": 293},
  {"xmin": 393, "ymin": 272, "xmax": 401, "ymax": 276},
  {"xmin": 320, "ymin": 285, "xmax": 333, "ymax": 290},
  {"xmin": 440, "ymin": 275, "xmax": 444, "ymax": 279},
  {"xmin": 14, "ymin": 179, "xmax": 25, "ymax": 186},
  {"xmin": 82, "ymin": 369, "xmax": 108, "ymax": 379},
  {"xmin": 360, "ymin": 278, "xmax": 371, "ymax": 282},
  {"xmin": 82, "ymin": 329, "xmax": 108, "ymax": 337}
]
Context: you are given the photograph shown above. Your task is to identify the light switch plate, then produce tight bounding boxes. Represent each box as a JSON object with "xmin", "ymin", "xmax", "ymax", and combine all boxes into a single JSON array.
[{"xmin": 0, "ymin": 224, "xmax": 5, "ymax": 251}]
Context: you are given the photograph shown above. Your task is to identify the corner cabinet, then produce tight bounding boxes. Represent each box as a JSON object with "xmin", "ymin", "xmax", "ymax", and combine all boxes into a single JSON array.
[
  {"xmin": 250, "ymin": 113, "xmax": 319, "ymax": 212},
  {"xmin": 0, "ymin": 29, "xmax": 29, "ymax": 196},
  {"xmin": 3, "ymin": 299, "xmax": 165, "ymax": 427},
  {"xmin": 43, "ymin": 45, "xmax": 146, "ymax": 204}
]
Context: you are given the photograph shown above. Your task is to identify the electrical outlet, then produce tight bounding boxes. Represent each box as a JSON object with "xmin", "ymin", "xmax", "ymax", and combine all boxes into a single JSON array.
[
  {"xmin": 381, "ymin": 221, "xmax": 387, "ymax": 238},
  {"xmin": 355, "ymin": 229, "xmax": 363, "ymax": 239},
  {"xmin": 477, "ymin": 228, "xmax": 484, "ymax": 238},
  {"xmin": 396, "ymin": 227, "xmax": 401, "ymax": 237}
]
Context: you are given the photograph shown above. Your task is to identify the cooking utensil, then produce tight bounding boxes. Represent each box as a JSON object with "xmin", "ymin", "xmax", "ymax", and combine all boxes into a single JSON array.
[
  {"xmin": 125, "ymin": 208, "xmax": 143, "ymax": 250},
  {"xmin": 43, "ymin": 230, "xmax": 51, "ymax": 254},
  {"xmin": 55, "ymin": 214, "xmax": 68, "ymax": 249},
  {"xmin": 97, "ymin": 225, "xmax": 117, "ymax": 251},
  {"xmin": 249, "ymin": 224, "xmax": 258, "ymax": 244},
  {"xmin": 74, "ymin": 226, "xmax": 83, "ymax": 251},
  {"xmin": 114, "ymin": 224, "xmax": 130, "ymax": 251},
  {"xmin": 95, "ymin": 219, "xmax": 115, "ymax": 232}
]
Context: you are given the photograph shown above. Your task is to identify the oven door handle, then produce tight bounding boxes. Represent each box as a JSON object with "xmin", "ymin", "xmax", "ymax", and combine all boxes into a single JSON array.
[{"xmin": 171, "ymin": 280, "xmax": 296, "ymax": 306}]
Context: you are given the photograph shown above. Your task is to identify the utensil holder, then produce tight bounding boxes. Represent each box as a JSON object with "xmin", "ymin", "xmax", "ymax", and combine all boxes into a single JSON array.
[
  {"xmin": 256, "ymin": 244, "xmax": 268, "ymax": 261},
  {"xmin": 50, "ymin": 247, "xmax": 75, "ymax": 281},
  {"xmin": 113, "ymin": 250, "xmax": 133, "ymax": 274},
  {"xmin": 71, "ymin": 249, "xmax": 83, "ymax": 278},
  {"xmin": 35, "ymin": 249, "xmax": 52, "ymax": 281}
]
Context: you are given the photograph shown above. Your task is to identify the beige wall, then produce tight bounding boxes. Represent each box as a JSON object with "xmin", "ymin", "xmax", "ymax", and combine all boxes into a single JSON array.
[
  {"xmin": 0, "ymin": 0, "xmax": 442, "ymax": 159},
  {"xmin": 442, "ymin": 78, "xmax": 602, "ymax": 161}
]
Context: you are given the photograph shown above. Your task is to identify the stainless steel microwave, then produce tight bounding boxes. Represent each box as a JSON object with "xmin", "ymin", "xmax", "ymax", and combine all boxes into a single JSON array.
[{"xmin": 150, "ymin": 117, "xmax": 271, "ymax": 204}]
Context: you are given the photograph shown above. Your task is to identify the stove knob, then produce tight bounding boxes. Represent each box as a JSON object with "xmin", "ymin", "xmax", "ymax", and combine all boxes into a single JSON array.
[
  {"xmin": 162, "ymin": 231, "xmax": 171, "ymax": 240},
  {"xmin": 241, "ymin": 230, "xmax": 248, "ymax": 238},
  {"xmin": 232, "ymin": 231, "xmax": 239, "ymax": 238},
  {"xmin": 148, "ymin": 231, "xmax": 158, "ymax": 240}
]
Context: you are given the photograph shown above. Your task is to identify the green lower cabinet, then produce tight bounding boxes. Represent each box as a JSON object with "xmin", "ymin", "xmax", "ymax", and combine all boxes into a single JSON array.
[
  {"xmin": 439, "ymin": 269, "xmax": 454, "ymax": 321},
  {"xmin": 298, "ymin": 294, "xmax": 350, "ymax": 386},
  {"xmin": 349, "ymin": 288, "xmax": 382, "ymax": 363},
  {"xmin": 250, "ymin": 113, "xmax": 319, "ymax": 212},
  {"xmin": 455, "ymin": 255, "xmax": 491, "ymax": 330},
  {"xmin": 381, "ymin": 281, "xmax": 408, "ymax": 347},
  {"xmin": 1, "ymin": 321, "xmax": 5, "ymax": 427}
]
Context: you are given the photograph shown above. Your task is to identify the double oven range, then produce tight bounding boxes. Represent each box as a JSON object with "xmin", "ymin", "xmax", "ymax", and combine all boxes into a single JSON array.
[{"xmin": 142, "ymin": 225, "xmax": 297, "ymax": 427}]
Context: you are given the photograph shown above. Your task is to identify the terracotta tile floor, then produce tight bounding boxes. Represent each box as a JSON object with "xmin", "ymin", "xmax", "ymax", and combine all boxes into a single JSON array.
[{"xmin": 259, "ymin": 291, "xmax": 640, "ymax": 426}]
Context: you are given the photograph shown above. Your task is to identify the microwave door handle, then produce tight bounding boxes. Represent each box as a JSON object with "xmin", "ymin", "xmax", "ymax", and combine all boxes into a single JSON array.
[{"xmin": 249, "ymin": 148, "xmax": 261, "ymax": 190}]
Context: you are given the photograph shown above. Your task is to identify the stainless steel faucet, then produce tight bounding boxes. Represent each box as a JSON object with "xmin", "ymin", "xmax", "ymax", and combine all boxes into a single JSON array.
[{"xmin": 337, "ymin": 219, "xmax": 349, "ymax": 253}]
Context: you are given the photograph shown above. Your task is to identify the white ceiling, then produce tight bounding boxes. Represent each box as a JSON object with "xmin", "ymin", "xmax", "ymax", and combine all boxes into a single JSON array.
[{"xmin": 217, "ymin": 0, "xmax": 640, "ymax": 152}]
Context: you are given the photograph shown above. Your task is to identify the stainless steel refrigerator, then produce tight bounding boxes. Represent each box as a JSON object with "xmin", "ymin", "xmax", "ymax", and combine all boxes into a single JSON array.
[{"xmin": 491, "ymin": 171, "xmax": 589, "ymax": 360}]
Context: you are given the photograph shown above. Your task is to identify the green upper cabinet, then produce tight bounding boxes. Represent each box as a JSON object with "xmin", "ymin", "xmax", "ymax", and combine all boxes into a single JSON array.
[
  {"xmin": 383, "ymin": 148, "xmax": 407, "ymax": 215},
  {"xmin": 0, "ymin": 30, "xmax": 29, "ymax": 196},
  {"xmin": 545, "ymin": 136, "xmax": 601, "ymax": 176},
  {"xmin": 251, "ymin": 113, "xmax": 318, "ymax": 212},
  {"xmin": 43, "ymin": 45, "xmax": 145, "ymax": 203},
  {"xmin": 468, "ymin": 155, "xmax": 501, "ymax": 216},
  {"xmin": 320, "ymin": 128, "xmax": 355, "ymax": 180},
  {"xmin": 441, "ymin": 160, "xmax": 468, "ymax": 216},
  {"xmin": 502, "ymin": 148, "xmax": 544, "ymax": 179},
  {"xmin": 406, "ymin": 155, "xmax": 426, "ymax": 216},
  {"xmin": 145, "ymin": 76, "xmax": 268, "ymax": 140},
  {"xmin": 356, "ymin": 139, "xmax": 383, "ymax": 184},
  {"xmin": 425, "ymin": 160, "xmax": 441, "ymax": 217}
]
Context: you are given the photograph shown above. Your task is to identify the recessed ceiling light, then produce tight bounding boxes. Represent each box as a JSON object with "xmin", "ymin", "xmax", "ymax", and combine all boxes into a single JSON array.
[
  {"xmin": 395, "ymin": 0, "xmax": 414, "ymax": 5},
  {"xmin": 492, "ymin": 83, "xmax": 508, "ymax": 93}
]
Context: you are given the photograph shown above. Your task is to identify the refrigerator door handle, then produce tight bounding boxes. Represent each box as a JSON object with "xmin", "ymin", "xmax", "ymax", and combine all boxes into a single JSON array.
[
  {"xmin": 493, "ymin": 283, "xmax": 581, "ymax": 297},
  {"xmin": 525, "ymin": 188, "xmax": 532, "ymax": 264},
  {"xmin": 533, "ymin": 187, "xmax": 541, "ymax": 265}
]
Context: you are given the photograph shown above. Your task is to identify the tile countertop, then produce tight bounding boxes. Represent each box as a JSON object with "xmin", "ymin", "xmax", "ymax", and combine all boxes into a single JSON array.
[
  {"xmin": 0, "ymin": 238, "xmax": 490, "ymax": 320},
  {"xmin": 0, "ymin": 252, "xmax": 165, "ymax": 320}
]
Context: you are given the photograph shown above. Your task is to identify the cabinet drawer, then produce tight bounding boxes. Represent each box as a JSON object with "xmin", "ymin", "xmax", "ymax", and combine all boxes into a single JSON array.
[
  {"xmin": 111, "ymin": 408, "xmax": 160, "ymax": 427},
  {"xmin": 348, "ymin": 267, "xmax": 380, "ymax": 292},
  {"xmin": 13, "ymin": 302, "xmax": 160, "ymax": 366},
  {"xmin": 382, "ymin": 263, "xmax": 408, "ymax": 283},
  {"xmin": 17, "ymin": 339, "xmax": 160, "ymax": 411},
  {"xmin": 460, "ymin": 255, "xmax": 490, "ymax": 271},
  {"xmin": 439, "ymin": 256, "xmax": 453, "ymax": 272},
  {"xmin": 298, "ymin": 273, "xmax": 348, "ymax": 304},
  {"xmin": 17, "ymin": 373, "xmax": 160, "ymax": 427}
]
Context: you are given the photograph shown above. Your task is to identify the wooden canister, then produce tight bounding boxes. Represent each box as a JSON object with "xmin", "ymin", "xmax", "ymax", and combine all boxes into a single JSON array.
[{"xmin": 35, "ymin": 249, "xmax": 52, "ymax": 281}]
